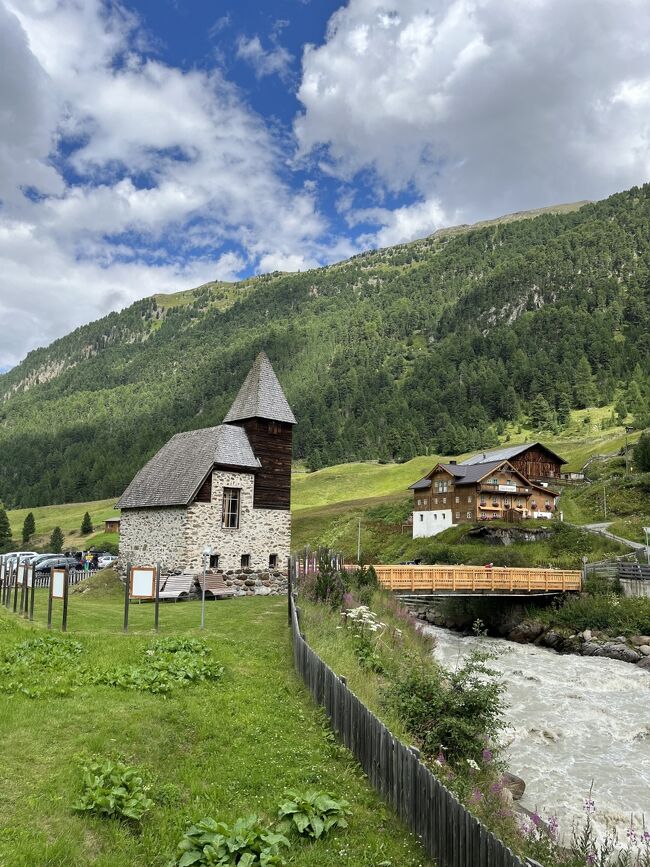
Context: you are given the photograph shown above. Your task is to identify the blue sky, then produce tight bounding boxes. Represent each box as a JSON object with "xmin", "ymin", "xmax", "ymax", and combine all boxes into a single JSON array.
[{"xmin": 1, "ymin": 0, "xmax": 649, "ymax": 369}]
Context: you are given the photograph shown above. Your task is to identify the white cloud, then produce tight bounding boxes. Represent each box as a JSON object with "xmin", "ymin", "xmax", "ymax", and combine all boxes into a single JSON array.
[
  {"xmin": 0, "ymin": 0, "xmax": 329, "ymax": 368},
  {"xmin": 236, "ymin": 34, "xmax": 293, "ymax": 80},
  {"xmin": 296, "ymin": 0, "xmax": 650, "ymax": 239}
]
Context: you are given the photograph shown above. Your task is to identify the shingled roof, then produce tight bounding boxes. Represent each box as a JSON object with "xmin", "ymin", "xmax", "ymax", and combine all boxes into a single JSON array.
[
  {"xmin": 116, "ymin": 425, "xmax": 260, "ymax": 509},
  {"xmin": 459, "ymin": 442, "xmax": 566, "ymax": 466},
  {"xmin": 223, "ymin": 352, "xmax": 296, "ymax": 425},
  {"xmin": 408, "ymin": 460, "xmax": 518, "ymax": 490}
]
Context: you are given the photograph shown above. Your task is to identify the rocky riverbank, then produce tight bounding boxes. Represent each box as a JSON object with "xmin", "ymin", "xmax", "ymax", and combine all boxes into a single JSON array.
[{"xmin": 415, "ymin": 606, "xmax": 650, "ymax": 670}]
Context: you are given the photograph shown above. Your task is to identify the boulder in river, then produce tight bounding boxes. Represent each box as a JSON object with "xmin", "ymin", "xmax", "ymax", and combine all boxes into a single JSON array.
[
  {"xmin": 507, "ymin": 621, "xmax": 545, "ymax": 643},
  {"xmin": 536, "ymin": 630, "xmax": 563, "ymax": 650},
  {"xmin": 592, "ymin": 643, "xmax": 641, "ymax": 664},
  {"xmin": 638, "ymin": 645, "xmax": 650, "ymax": 657},
  {"xmin": 630, "ymin": 635, "xmax": 650, "ymax": 647},
  {"xmin": 636, "ymin": 656, "xmax": 650, "ymax": 671},
  {"xmin": 501, "ymin": 772, "xmax": 526, "ymax": 800}
]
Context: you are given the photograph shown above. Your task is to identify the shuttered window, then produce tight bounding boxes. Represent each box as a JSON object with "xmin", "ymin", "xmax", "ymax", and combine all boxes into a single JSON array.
[{"xmin": 222, "ymin": 488, "xmax": 241, "ymax": 529}]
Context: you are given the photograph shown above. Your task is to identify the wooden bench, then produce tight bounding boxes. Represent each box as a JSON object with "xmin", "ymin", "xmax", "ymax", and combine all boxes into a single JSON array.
[
  {"xmin": 196, "ymin": 573, "xmax": 236, "ymax": 599},
  {"xmin": 158, "ymin": 573, "xmax": 197, "ymax": 601}
]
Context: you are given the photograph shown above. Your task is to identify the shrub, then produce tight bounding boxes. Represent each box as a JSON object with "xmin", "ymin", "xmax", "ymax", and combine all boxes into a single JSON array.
[
  {"xmin": 384, "ymin": 650, "xmax": 504, "ymax": 765},
  {"xmin": 170, "ymin": 815, "xmax": 289, "ymax": 866},
  {"xmin": 277, "ymin": 789, "xmax": 351, "ymax": 839},
  {"xmin": 312, "ymin": 562, "xmax": 349, "ymax": 610},
  {"xmin": 350, "ymin": 564, "xmax": 379, "ymax": 591},
  {"xmin": 540, "ymin": 594, "xmax": 650, "ymax": 635},
  {"xmin": 73, "ymin": 759, "xmax": 154, "ymax": 822}
]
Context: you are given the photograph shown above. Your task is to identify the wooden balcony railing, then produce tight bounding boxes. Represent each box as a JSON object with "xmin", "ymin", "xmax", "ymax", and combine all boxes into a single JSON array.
[{"xmin": 373, "ymin": 564, "xmax": 582, "ymax": 593}]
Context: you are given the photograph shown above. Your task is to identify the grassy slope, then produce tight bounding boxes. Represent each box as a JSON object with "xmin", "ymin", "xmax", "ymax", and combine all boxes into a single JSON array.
[
  {"xmin": 6, "ymin": 412, "xmax": 643, "ymax": 558},
  {"xmin": 0, "ymin": 583, "xmax": 430, "ymax": 867}
]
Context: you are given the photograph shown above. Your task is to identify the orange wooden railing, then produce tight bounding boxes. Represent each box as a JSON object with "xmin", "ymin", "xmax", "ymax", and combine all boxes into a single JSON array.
[{"xmin": 373, "ymin": 564, "xmax": 581, "ymax": 593}]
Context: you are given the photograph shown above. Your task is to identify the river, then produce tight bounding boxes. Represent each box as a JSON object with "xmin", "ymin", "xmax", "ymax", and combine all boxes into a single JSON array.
[{"xmin": 422, "ymin": 625, "xmax": 650, "ymax": 844}]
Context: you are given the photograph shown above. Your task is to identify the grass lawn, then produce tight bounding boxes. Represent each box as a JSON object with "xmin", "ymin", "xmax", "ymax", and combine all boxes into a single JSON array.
[{"xmin": 0, "ymin": 579, "xmax": 431, "ymax": 867}]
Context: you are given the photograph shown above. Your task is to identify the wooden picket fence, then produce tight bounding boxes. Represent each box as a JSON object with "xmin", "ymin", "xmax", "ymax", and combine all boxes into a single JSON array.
[{"xmin": 288, "ymin": 563, "xmax": 541, "ymax": 867}]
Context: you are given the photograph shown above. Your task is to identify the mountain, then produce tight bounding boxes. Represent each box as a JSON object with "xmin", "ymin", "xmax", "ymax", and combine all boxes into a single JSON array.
[{"xmin": 1, "ymin": 185, "xmax": 649, "ymax": 508}]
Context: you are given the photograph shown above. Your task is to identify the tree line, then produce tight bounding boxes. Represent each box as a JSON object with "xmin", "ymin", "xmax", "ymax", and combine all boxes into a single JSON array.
[{"xmin": 0, "ymin": 184, "xmax": 648, "ymax": 506}]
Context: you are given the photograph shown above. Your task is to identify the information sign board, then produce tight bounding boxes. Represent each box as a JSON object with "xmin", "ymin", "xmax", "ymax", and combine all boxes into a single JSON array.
[
  {"xmin": 52, "ymin": 568, "xmax": 65, "ymax": 599},
  {"xmin": 17, "ymin": 564, "xmax": 25, "ymax": 586},
  {"xmin": 130, "ymin": 567, "xmax": 156, "ymax": 599}
]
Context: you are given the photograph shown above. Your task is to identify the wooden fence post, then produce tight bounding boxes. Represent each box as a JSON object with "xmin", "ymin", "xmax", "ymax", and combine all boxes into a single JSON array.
[
  {"xmin": 154, "ymin": 563, "xmax": 160, "ymax": 632},
  {"xmin": 123, "ymin": 564, "xmax": 131, "ymax": 633},
  {"xmin": 287, "ymin": 556, "xmax": 292, "ymax": 627},
  {"xmin": 12, "ymin": 566, "xmax": 19, "ymax": 613},
  {"xmin": 47, "ymin": 569, "xmax": 53, "ymax": 629}
]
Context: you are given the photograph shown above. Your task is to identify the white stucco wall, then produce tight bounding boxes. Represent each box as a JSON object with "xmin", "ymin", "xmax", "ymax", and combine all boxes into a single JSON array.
[
  {"xmin": 412, "ymin": 510, "xmax": 454, "ymax": 538},
  {"xmin": 119, "ymin": 506, "xmax": 187, "ymax": 570}
]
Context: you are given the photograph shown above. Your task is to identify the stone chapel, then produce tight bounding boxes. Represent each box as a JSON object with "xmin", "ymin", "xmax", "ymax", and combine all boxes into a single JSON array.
[{"xmin": 117, "ymin": 352, "xmax": 295, "ymax": 572}]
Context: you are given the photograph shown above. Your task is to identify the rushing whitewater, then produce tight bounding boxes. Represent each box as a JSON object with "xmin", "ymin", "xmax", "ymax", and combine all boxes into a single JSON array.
[{"xmin": 423, "ymin": 626, "xmax": 650, "ymax": 842}]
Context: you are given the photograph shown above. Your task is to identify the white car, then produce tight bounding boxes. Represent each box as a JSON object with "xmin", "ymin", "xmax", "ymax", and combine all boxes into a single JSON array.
[
  {"xmin": 98, "ymin": 554, "xmax": 117, "ymax": 569},
  {"xmin": 3, "ymin": 551, "xmax": 38, "ymax": 569}
]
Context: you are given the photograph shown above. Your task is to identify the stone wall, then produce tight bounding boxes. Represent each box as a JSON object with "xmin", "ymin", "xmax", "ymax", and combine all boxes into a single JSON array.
[
  {"xmin": 118, "ymin": 469, "xmax": 291, "ymax": 573},
  {"xmin": 184, "ymin": 469, "xmax": 291, "ymax": 572},
  {"xmin": 118, "ymin": 506, "xmax": 187, "ymax": 570},
  {"xmin": 221, "ymin": 569, "xmax": 288, "ymax": 596}
]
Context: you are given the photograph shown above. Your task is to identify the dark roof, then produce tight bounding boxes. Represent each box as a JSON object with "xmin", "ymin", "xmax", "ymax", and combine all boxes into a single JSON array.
[
  {"xmin": 439, "ymin": 460, "xmax": 507, "ymax": 485},
  {"xmin": 224, "ymin": 352, "xmax": 296, "ymax": 425},
  {"xmin": 408, "ymin": 460, "xmax": 513, "ymax": 491},
  {"xmin": 116, "ymin": 424, "xmax": 260, "ymax": 509},
  {"xmin": 459, "ymin": 442, "xmax": 566, "ymax": 466},
  {"xmin": 409, "ymin": 477, "xmax": 431, "ymax": 490}
]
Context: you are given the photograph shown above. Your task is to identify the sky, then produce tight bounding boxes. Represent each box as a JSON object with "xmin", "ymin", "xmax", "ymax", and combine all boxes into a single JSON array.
[{"xmin": 1, "ymin": 0, "xmax": 649, "ymax": 371}]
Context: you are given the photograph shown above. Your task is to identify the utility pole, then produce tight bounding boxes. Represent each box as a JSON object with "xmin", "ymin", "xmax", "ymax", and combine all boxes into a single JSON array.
[
  {"xmin": 645, "ymin": 527, "xmax": 650, "ymax": 566},
  {"xmin": 603, "ymin": 483, "xmax": 607, "ymax": 520}
]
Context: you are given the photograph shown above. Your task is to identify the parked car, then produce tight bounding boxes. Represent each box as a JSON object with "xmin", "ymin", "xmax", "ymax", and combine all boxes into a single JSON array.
[
  {"xmin": 98, "ymin": 554, "xmax": 117, "ymax": 569},
  {"xmin": 35, "ymin": 556, "xmax": 82, "ymax": 574},
  {"xmin": 26, "ymin": 553, "xmax": 56, "ymax": 566},
  {"xmin": 3, "ymin": 551, "xmax": 38, "ymax": 569}
]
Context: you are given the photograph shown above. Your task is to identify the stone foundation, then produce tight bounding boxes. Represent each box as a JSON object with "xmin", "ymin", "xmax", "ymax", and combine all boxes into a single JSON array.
[{"xmin": 220, "ymin": 568, "xmax": 288, "ymax": 597}]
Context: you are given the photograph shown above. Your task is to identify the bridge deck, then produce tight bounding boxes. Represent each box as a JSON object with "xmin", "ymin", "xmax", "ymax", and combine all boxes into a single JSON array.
[{"xmin": 374, "ymin": 564, "xmax": 582, "ymax": 594}]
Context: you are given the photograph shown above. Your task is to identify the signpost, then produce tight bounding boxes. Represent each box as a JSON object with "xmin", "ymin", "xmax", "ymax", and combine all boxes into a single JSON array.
[
  {"xmin": 644, "ymin": 527, "xmax": 650, "ymax": 566},
  {"xmin": 48, "ymin": 566, "xmax": 69, "ymax": 631},
  {"xmin": 0, "ymin": 557, "xmax": 5, "ymax": 606},
  {"xmin": 123, "ymin": 565, "xmax": 160, "ymax": 633}
]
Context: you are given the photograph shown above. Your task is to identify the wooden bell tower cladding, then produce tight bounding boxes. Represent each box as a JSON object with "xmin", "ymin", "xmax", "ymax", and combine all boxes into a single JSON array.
[{"xmin": 223, "ymin": 352, "xmax": 296, "ymax": 511}]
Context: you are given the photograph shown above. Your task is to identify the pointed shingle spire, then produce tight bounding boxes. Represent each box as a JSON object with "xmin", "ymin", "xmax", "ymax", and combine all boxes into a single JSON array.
[{"xmin": 223, "ymin": 352, "xmax": 296, "ymax": 425}]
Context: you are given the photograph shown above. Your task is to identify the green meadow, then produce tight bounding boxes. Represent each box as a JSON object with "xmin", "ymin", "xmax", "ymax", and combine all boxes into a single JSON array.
[{"xmin": 0, "ymin": 577, "xmax": 430, "ymax": 867}]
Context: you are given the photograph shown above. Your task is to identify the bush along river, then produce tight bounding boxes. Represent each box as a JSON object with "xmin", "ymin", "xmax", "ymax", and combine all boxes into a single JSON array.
[{"xmin": 421, "ymin": 623, "xmax": 650, "ymax": 849}]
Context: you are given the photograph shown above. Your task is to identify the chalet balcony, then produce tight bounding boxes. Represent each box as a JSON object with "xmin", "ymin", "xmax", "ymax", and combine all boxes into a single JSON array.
[{"xmin": 478, "ymin": 483, "xmax": 531, "ymax": 495}]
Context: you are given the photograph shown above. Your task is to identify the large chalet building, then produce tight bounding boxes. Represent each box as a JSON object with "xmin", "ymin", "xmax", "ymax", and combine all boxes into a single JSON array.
[
  {"xmin": 409, "ymin": 442, "xmax": 564, "ymax": 538},
  {"xmin": 117, "ymin": 352, "xmax": 295, "ymax": 572}
]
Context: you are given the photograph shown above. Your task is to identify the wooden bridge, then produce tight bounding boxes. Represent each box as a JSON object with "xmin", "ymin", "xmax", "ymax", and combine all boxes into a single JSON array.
[{"xmin": 374, "ymin": 564, "xmax": 581, "ymax": 596}]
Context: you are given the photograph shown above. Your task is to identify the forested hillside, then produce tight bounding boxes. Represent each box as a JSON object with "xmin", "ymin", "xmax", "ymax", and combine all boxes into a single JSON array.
[{"xmin": 2, "ymin": 185, "xmax": 649, "ymax": 508}]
